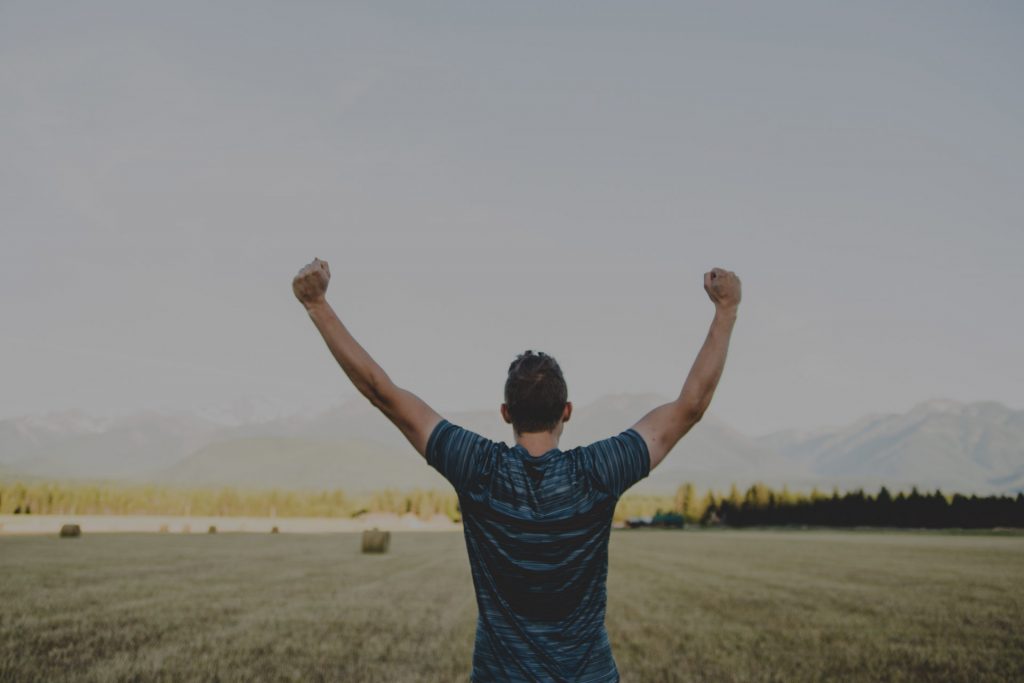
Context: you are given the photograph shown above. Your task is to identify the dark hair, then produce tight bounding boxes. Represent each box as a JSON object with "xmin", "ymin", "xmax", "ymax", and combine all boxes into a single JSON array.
[{"xmin": 504, "ymin": 350, "xmax": 568, "ymax": 433}]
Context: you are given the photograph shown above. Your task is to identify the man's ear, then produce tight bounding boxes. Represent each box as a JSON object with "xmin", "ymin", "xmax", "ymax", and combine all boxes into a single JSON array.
[
  {"xmin": 500, "ymin": 403, "xmax": 513, "ymax": 424},
  {"xmin": 562, "ymin": 401, "xmax": 573, "ymax": 424}
]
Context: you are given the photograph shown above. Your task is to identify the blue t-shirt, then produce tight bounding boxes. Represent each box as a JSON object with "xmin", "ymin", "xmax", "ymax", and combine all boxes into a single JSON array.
[{"xmin": 426, "ymin": 419, "xmax": 651, "ymax": 683}]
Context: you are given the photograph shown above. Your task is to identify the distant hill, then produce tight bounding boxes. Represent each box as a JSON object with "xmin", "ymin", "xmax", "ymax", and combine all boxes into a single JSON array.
[
  {"xmin": 161, "ymin": 437, "xmax": 449, "ymax": 492},
  {"xmin": 2, "ymin": 396, "xmax": 1021, "ymax": 495},
  {"xmin": 759, "ymin": 400, "xmax": 1024, "ymax": 494},
  {"xmin": 149, "ymin": 395, "xmax": 804, "ymax": 493},
  {"xmin": 0, "ymin": 411, "xmax": 226, "ymax": 479}
]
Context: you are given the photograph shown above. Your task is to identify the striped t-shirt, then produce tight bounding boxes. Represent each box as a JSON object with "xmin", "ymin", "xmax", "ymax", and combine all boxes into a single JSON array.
[{"xmin": 426, "ymin": 419, "xmax": 651, "ymax": 682}]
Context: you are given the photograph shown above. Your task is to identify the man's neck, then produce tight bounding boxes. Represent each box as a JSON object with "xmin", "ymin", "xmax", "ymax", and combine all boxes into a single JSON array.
[{"xmin": 514, "ymin": 429, "xmax": 562, "ymax": 457}]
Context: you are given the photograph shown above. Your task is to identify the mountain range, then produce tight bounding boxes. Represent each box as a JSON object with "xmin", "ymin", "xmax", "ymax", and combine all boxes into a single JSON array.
[{"xmin": 1, "ymin": 396, "xmax": 1021, "ymax": 495}]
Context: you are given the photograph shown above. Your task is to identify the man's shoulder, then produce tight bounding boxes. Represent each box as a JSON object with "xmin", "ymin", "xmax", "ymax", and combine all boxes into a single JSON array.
[{"xmin": 429, "ymin": 420, "xmax": 512, "ymax": 456}]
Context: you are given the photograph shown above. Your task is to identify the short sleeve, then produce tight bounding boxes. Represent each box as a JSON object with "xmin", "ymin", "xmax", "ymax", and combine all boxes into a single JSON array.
[
  {"xmin": 426, "ymin": 420, "xmax": 496, "ymax": 493},
  {"xmin": 580, "ymin": 428, "xmax": 651, "ymax": 498}
]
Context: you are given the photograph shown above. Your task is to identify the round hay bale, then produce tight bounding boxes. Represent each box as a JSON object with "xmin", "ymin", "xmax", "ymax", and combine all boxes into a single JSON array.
[
  {"xmin": 361, "ymin": 528, "xmax": 390, "ymax": 553},
  {"xmin": 207, "ymin": 525, "xmax": 217, "ymax": 534},
  {"xmin": 59, "ymin": 524, "xmax": 81, "ymax": 538},
  {"xmin": 271, "ymin": 526, "xmax": 279, "ymax": 534}
]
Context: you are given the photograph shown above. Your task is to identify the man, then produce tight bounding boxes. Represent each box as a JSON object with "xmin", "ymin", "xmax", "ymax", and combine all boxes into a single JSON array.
[{"xmin": 292, "ymin": 258, "xmax": 741, "ymax": 682}]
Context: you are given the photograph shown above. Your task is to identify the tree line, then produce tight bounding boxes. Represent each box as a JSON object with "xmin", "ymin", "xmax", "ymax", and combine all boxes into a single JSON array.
[
  {"xmin": 0, "ymin": 482, "xmax": 459, "ymax": 521},
  {"xmin": 1, "ymin": 480, "xmax": 1022, "ymax": 528},
  {"xmin": 657, "ymin": 482, "xmax": 1024, "ymax": 529}
]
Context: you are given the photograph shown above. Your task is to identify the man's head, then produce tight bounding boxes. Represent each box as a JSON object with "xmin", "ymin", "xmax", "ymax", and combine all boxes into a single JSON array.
[{"xmin": 501, "ymin": 350, "xmax": 571, "ymax": 434}]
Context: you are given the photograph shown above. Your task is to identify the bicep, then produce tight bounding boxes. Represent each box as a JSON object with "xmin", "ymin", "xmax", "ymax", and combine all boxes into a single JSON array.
[
  {"xmin": 373, "ymin": 384, "xmax": 443, "ymax": 458},
  {"xmin": 630, "ymin": 401, "xmax": 701, "ymax": 470}
]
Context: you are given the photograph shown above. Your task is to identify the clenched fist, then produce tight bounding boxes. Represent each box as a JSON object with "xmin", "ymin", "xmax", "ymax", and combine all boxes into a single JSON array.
[
  {"xmin": 292, "ymin": 258, "xmax": 331, "ymax": 307},
  {"xmin": 704, "ymin": 268, "xmax": 741, "ymax": 312}
]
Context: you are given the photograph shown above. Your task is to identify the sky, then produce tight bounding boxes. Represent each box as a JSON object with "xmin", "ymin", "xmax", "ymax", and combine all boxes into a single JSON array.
[{"xmin": 2, "ymin": 1, "xmax": 1022, "ymax": 435}]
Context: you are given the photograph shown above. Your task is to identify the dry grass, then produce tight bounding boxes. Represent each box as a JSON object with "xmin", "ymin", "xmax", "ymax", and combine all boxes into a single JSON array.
[{"xmin": 1, "ymin": 530, "xmax": 1022, "ymax": 682}]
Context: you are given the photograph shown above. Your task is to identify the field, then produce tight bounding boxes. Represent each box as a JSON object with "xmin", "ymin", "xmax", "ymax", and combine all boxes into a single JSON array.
[{"xmin": 1, "ymin": 530, "xmax": 1022, "ymax": 682}]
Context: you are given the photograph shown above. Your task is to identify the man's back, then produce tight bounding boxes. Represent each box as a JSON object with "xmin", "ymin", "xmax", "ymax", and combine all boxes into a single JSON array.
[{"xmin": 427, "ymin": 420, "xmax": 650, "ymax": 683}]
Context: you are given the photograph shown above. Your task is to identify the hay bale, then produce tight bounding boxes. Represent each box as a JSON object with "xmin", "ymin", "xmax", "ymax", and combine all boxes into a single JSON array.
[
  {"xmin": 59, "ymin": 524, "xmax": 81, "ymax": 538},
  {"xmin": 207, "ymin": 525, "xmax": 217, "ymax": 534},
  {"xmin": 158, "ymin": 524, "xmax": 170, "ymax": 533},
  {"xmin": 361, "ymin": 528, "xmax": 390, "ymax": 553},
  {"xmin": 271, "ymin": 526, "xmax": 279, "ymax": 534}
]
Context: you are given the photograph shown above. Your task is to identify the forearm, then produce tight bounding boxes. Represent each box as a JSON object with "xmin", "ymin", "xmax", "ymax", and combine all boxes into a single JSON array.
[
  {"xmin": 292, "ymin": 259, "xmax": 442, "ymax": 457},
  {"xmin": 304, "ymin": 299, "xmax": 394, "ymax": 405},
  {"xmin": 630, "ymin": 268, "xmax": 740, "ymax": 469},
  {"xmin": 675, "ymin": 307, "xmax": 737, "ymax": 419}
]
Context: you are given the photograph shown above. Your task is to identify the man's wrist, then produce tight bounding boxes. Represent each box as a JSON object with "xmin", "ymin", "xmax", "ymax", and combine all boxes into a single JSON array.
[
  {"xmin": 303, "ymin": 298, "xmax": 331, "ymax": 316},
  {"xmin": 714, "ymin": 305, "xmax": 738, "ymax": 323}
]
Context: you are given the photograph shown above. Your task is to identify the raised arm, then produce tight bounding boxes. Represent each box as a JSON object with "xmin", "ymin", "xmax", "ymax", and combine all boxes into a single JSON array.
[
  {"xmin": 631, "ymin": 268, "xmax": 741, "ymax": 470},
  {"xmin": 292, "ymin": 258, "xmax": 442, "ymax": 457}
]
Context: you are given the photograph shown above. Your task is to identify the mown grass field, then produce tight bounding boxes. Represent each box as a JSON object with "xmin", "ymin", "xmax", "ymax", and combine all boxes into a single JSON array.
[{"xmin": 1, "ymin": 530, "xmax": 1022, "ymax": 682}]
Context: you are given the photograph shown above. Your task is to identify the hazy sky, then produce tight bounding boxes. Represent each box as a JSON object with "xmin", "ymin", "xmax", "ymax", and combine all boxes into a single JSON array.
[{"xmin": 2, "ymin": 2, "xmax": 1022, "ymax": 434}]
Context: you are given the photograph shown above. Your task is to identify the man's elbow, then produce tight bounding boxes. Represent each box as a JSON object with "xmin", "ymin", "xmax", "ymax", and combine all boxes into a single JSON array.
[
  {"xmin": 360, "ymin": 375, "xmax": 396, "ymax": 411},
  {"xmin": 677, "ymin": 400, "xmax": 708, "ymax": 427}
]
